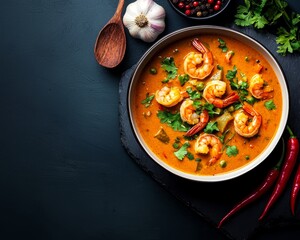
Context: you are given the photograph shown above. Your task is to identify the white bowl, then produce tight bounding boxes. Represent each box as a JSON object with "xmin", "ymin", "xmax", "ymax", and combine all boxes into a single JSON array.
[{"xmin": 128, "ymin": 26, "xmax": 289, "ymax": 182}]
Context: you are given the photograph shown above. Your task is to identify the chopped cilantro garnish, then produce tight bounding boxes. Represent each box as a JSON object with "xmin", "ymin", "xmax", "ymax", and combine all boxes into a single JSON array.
[
  {"xmin": 141, "ymin": 93, "xmax": 154, "ymax": 108},
  {"xmin": 218, "ymin": 38, "xmax": 228, "ymax": 52},
  {"xmin": 157, "ymin": 110, "xmax": 189, "ymax": 132},
  {"xmin": 245, "ymin": 95, "xmax": 257, "ymax": 105},
  {"xmin": 233, "ymin": 102, "xmax": 243, "ymax": 111},
  {"xmin": 226, "ymin": 145, "xmax": 239, "ymax": 157},
  {"xmin": 226, "ymin": 65, "xmax": 238, "ymax": 81},
  {"xmin": 264, "ymin": 100, "xmax": 276, "ymax": 110},
  {"xmin": 178, "ymin": 74, "xmax": 189, "ymax": 86},
  {"xmin": 203, "ymin": 103, "xmax": 220, "ymax": 117},
  {"xmin": 174, "ymin": 142, "xmax": 190, "ymax": 160},
  {"xmin": 186, "ymin": 152, "xmax": 194, "ymax": 160},
  {"xmin": 186, "ymin": 87, "xmax": 201, "ymax": 100},
  {"xmin": 161, "ymin": 57, "xmax": 178, "ymax": 81},
  {"xmin": 204, "ymin": 122, "xmax": 219, "ymax": 134}
]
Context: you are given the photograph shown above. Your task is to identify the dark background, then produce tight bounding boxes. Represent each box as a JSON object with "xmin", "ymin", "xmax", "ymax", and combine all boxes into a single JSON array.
[{"xmin": 1, "ymin": 0, "xmax": 300, "ymax": 239}]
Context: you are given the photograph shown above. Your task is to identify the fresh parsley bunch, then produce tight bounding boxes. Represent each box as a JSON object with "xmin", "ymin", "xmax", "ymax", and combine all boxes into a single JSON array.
[{"xmin": 235, "ymin": 0, "xmax": 300, "ymax": 55}]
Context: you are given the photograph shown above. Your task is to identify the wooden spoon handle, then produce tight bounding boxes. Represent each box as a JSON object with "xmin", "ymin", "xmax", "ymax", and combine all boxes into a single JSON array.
[{"xmin": 112, "ymin": 0, "xmax": 125, "ymax": 21}]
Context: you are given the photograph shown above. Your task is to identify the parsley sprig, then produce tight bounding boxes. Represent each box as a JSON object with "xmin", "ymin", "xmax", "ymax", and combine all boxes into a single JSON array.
[{"xmin": 235, "ymin": 0, "xmax": 300, "ymax": 55}]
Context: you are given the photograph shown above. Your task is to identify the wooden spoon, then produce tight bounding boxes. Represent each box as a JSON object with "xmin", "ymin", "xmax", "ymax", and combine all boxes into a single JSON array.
[{"xmin": 94, "ymin": 0, "xmax": 126, "ymax": 68}]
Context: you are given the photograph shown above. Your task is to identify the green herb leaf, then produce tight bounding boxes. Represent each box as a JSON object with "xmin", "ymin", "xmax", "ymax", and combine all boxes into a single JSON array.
[
  {"xmin": 264, "ymin": 100, "xmax": 276, "ymax": 110},
  {"xmin": 204, "ymin": 122, "xmax": 219, "ymax": 134},
  {"xmin": 157, "ymin": 110, "xmax": 190, "ymax": 132},
  {"xmin": 174, "ymin": 142, "xmax": 190, "ymax": 160},
  {"xmin": 218, "ymin": 38, "xmax": 228, "ymax": 52},
  {"xmin": 203, "ymin": 103, "xmax": 220, "ymax": 117},
  {"xmin": 186, "ymin": 87, "xmax": 201, "ymax": 100},
  {"xmin": 178, "ymin": 74, "xmax": 189, "ymax": 86},
  {"xmin": 161, "ymin": 57, "xmax": 178, "ymax": 80},
  {"xmin": 226, "ymin": 145, "xmax": 239, "ymax": 157},
  {"xmin": 226, "ymin": 65, "xmax": 238, "ymax": 80},
  {"xmin": 234, "ymin": 0, "xmax": 300, "ymax": 56},
  {"xmin": 187, "ymin": 152, "xmax": 194, "ymax": 160},
  {"xmin": 141, "ymin": 93, "xmax": 154, "ymax": 108}
]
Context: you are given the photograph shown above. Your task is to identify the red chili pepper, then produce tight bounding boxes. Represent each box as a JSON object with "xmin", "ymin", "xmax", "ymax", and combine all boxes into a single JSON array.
[
  {"xmin": 290, "ymin": 164, "xmax": 300, "ymax": 215},
  {"xmin": 259, "ymin": 125, "xmax": 299, "ymax": 220},
  {"xmin": 217, "ymin": 138, "xmax": 285, "ymax": 228}
]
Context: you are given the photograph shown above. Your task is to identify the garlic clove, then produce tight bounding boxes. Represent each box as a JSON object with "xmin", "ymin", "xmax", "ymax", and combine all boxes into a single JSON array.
[
  {"xmin": 137, "ymin": 0, "xmax": 153, "ymax": 14},
  {"xmin": 147, "ymin": 3, "xmax": 166, "ymax": 20}
]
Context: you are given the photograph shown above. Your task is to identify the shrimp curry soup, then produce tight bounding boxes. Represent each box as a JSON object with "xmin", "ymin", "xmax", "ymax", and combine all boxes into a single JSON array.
[{"xmin": 130, "ymin": 32, "xmax": 283, "ymax": 177}]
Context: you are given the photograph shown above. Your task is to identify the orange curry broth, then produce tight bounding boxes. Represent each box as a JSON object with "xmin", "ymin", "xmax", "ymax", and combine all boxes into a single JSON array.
[{"xmin": 132, "ymin": 34, "xmax": 282, "ymax": 176}]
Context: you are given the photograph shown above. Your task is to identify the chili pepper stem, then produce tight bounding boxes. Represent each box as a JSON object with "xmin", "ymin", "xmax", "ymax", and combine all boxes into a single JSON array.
[{"xmin": 286, "ymin": 125, "xmax": 295, "ymax": 138}]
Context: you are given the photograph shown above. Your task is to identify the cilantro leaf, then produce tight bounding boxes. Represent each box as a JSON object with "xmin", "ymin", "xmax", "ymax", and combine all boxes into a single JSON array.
[
  {"xmin": 203, "ymin": 103, "xmax": 220, "ymax": 117},
  {"xmin": 235, "ymin": 5, "xmax": 253, "ymax": 27},
  {"xmin": 276, "ymin": 26, "xmax": 300, "ymax": 55},
  {"xmin": 141, "ymin": 93, "xmax": 154, "ymax": 108},
  {"xmin": 161, "ymin": 57, "xmax": 178, "ymax": 80},
  {"xmin": 234, "ymin": 0, "xmax": 300, "ymax": 56},
  {"xmin": 178, "ymin": 74, "xmax": 189, "ymax": 86},
  {"xmin": 218, "ymin": 38, "xmax": 228, "ymax": 52},
  {"xmin": 174, "ymin": 142, "xmax": 190, "ymax": 160},
  {"xmin": 186, "ymin": 152, "xmax": 194, "ymax": 160},
  {"xmin": 186, "ymin": 87, "xmax": 201, "ymax": 100},
  {"xmin": 204, "ymin": 122, "xmax": 219, "ymax": 134},
  {"xmin": 226, "ymin": 145, "xmax": 239, "ymax": 157},
  {"xmin": 157, "ymin": 110, "xmax": 189, "ymax": 132},
  {"xmin": 226, "ymin": 65, "xmax": 237, "ymax": 80},
  {"xmin": 264, "ymin": 100, "xmax": 276, "ymax": 110}
]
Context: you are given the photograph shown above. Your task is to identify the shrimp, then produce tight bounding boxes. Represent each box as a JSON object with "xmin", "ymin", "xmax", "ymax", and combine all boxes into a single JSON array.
[
  {"xmin": 180, "ymin": 99, "xmax": 209, "ymax": 136},
  {"xmin": 180, "ymin": 99, "xmax": 200, "ymax": 125},
  {"xmin": 183, "ymin": 38, "xmax": 214, "ymax": 80},
  {"xmin": 203, "ymin": 80, "xmax": 239, "ymax": 108},
  {"xmin": 155, "ymin": 86, "xmax": 183, "ymax": 107},
  {"xmin": 234, "ymin": 102, "xmax": 262, "ymax": 138},
  {"xmin": 194, "ymin": 133, "xmax": 223, "ymax": 166},
  {"xmin": 249, "ymin": 74, "xmax": 273, "ymax": 99}
]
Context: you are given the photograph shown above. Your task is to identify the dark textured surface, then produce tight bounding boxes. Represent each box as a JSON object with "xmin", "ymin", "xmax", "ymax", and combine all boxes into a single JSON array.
[{"xmin": 1, "ymin": 0, "xmax": 300, "ymax": 240}]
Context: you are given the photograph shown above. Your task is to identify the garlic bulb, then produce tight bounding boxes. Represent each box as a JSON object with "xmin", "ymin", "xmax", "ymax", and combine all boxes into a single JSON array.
[{"xmin": 123, "ymin": 0, "xmax": 166, "ymax": 43}]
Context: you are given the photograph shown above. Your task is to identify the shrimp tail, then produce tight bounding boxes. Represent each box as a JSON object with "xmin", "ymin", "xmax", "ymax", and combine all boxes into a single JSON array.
[
  {"xmin": 208, "ymin": 157, "xmax": 218, "ymax": 166},
  {"xmin": 222, "ymin": 92, "xmax": 240, "ymax": 107},
  {"xmin": 211, "ymin": 92, "xmax": 239, "ymax": 108},
  {"xmin": 185, "ymin": 122, "xmax": 206, "ymax": 137},
  {"xmin": 185, "ymin": 110, "xmax": 209, "ymax": 137},
  {"xmin": 192, "ymin": 38, "xmax": 208, "ymax": 53},
  {"xmin": 243, "ymin": 102, "xmax": 259, "ymax": 117}
]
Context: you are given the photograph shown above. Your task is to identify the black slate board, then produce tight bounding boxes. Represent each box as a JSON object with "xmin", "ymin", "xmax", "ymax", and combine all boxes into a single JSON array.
[{"xmin": 119, "ymin": 25, "xmax": 300, "ymax": 239}]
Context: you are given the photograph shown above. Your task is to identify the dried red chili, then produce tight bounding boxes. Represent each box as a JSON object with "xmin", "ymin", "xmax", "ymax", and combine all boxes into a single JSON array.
[
  {"xmin": 290, "ymin": 164, "xmax": 300, "ymax": 215},
  {"xmin": 217, "ymin": 138, "xmax": 285, "ymax": 228},
  {"xmin": 259, "ymin": 125, "xmax": 299, "ymax": 220}
]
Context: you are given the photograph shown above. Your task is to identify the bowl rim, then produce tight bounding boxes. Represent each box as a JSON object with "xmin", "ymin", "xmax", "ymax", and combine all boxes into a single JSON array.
[
  {"xmin": 128, "ymin": 25, "xmax": 289, "ymax": 182},
  {"xmin": 167, "ymin": 0, "xmax": 232, "ymax": 20}
]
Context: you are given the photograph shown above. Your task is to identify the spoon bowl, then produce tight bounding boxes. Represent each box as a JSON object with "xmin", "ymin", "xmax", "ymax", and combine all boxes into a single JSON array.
[{"xmin": 94, "ymin": 0, "xmax": 126, "ymax": 68}]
